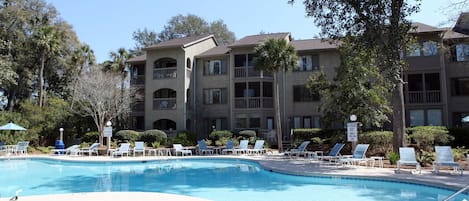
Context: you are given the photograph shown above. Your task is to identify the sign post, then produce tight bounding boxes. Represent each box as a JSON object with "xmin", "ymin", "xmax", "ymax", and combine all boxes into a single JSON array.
[
  {"xmin": 104, "ymin": 121, "xmax": 112, "ymax": 150},
  {"xmin": 347, "ymin": 114, "xmax": 359, "ymax": 152}
]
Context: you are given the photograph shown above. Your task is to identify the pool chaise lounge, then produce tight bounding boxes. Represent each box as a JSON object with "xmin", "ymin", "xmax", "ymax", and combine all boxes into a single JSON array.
[
  {"xmin": 338, "ymin": 144, "xmax": 369, "ymax": 166},
  {"xmin": 248, "ymin": 140, "xmax": 266, "ymax": 155},
  {"xmin": 197, "ymin": 140, "xmax": 214, "ymax": 155},
  {"xmin": 397, "ymin": 147, "xmax": 421, "ymax": 174},
  {"xmin": 173, "ymin": 144, "xmax": 192, "ymax": 156},
  {"xmin": 433, "ymin": 146, "xmax": 463, "ymax": 175},
  {"xmin": 78, "ymin": 142, "xmax": 100, "ymax": 156},
  {"xmin": 284, "ymin": 141, "xmax": 310, "ymax": 158},
  {"xmin": 111, "ymin": 143, "xmax": 131, "ymax": 157}
]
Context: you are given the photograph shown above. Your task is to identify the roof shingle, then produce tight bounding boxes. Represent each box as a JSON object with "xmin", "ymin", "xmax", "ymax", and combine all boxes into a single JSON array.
[
  {"xmin": 144, "ymin": 34, "xmax": 216, "ymax": 50},
  {"xmin": 228, "ymin": 32, "xmax": 290, "ymax": 47},
  {"xmin": 291, "ymin": 39, "xmax": 338, "ymax": 51}
]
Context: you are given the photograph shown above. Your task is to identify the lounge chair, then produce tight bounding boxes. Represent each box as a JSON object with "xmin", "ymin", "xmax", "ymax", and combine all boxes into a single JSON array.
[
  {"xmin": 79, "ymin": 142, "xmax": 100, "ymax": 156},
  {"xmin": 112, "ymin": 143, "xmax": 131, "ymax": 157},
  {"xmin": 433, "ymin": 146, "xmax": 463, "ymax": 175},
  {"xmin": 397, "ymin": 147, "xmax": 421, "ymax": 174},
  {"xmin": 51, "ymin": 145, "xmax": 80, "ymax": 156},
  {"xmin": 233, "ymin": 140, "xmax": 249, "ymax": 155},
  {"xmin": 197, "ymin": 140, "xmax": 214, "ymax": 155},
  {"xmin": 133, "ymin": 141, "xmax": 145, "ymax": 156},
  {"xmin": 284, "ymin": 141, "xmax": 310, "ymax": 158},
  {"xmin": 222, "ymin": 140, "xmax": 235, "ymax": 155},
  {"xmin": 319, "ymin": 143, "xmax": 345, "ymax": 161},
  {"xmin": 13, "ymin": 141, "xmax": 29, "ymax": 155},
  {"xmin": 173, "ymin": 144, "xmax": 192, "ymax": 156},
  {"xmin": 339, "ymin": 144, "xmax": 369, "ymax": 167},
  {"xmin": 248, "ymin": 140, "xmax": 266, "ymax": 155}
]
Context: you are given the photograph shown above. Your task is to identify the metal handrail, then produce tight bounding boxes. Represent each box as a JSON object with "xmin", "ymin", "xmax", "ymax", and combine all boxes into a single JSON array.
[{"xmin": 443, "ymin": 184, "xmax": 469, "ymax": 201}]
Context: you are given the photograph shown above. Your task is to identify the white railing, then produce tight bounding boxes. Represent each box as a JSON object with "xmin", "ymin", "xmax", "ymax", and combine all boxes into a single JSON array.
[
  {"xmin": 153, "ymin": 68, "xmax": 177, "ymax": 79},
  {"xmin": 153, "ymin": 99, "xmax": 176, "ymax": 110}
]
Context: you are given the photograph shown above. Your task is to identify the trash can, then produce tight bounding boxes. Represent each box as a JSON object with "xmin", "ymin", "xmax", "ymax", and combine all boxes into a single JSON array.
[{"xmin": 55, "ymin": 140, "xmax": 64, "ymax": 155}]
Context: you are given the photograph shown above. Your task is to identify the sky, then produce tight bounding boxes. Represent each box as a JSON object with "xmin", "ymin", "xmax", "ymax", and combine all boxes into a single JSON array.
[{"xmin": 45, "ymin": 0, "xmax": 458, "ymax": 63}]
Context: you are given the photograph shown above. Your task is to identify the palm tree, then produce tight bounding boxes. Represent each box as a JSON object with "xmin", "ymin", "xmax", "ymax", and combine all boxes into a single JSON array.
[
  {"xmin": 70, "ymin": 43, "xmax": 96, "ymax": 108},
  {"xmin": 253, "ymin": 37, "xmax": 298, "ymax": 152},
  {"xmin": 34, "ymin": 25, "xmax": 62, "ymax": 107}
]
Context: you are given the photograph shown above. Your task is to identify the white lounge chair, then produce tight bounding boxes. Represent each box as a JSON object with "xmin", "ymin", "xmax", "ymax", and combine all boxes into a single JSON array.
[
  {"xmin": 285, "ymin": 141, "xmax": 310, "ymax": 158},
  {"xmin": 248, "ymin": 140, "xmax": 266, "ymax": 155},
  {"xmin": 51, "ymin": 145, "xmax": 80, "ymax": 156},
  {"xmin": 14, "ymin": 141, "xmax": 29, "ymax": 155},
  {"xmin": 233, "ymin": 140, "xmax": 249, "ymax": 155},
  {"xmin": 433, "ymin": 146, "xmax": 463, "ymax": 175},
  {"xmin": 79, "ymin": 142, "xmax": 100, "ymax": 156},
  {"xmin": 339, "ymin": 144, "xmax": 369, "ymax": 167},
  {"xmin": 397, "ymin": 147, "xmax": 421, "ymax": 174},
  {"xmin": 197, "ymin": 140, "xmax": 214, "ymax": 155},
  {"xmin": 133, "ymin": 141, "xmax": 145, "ymax": 156},
  {"xmin": 173, "ymin": 144, "xmax": 192, "ymax": 156},
  {"xmin": 112, "ymin": 143, "xmax": 131, "ymax": 157}
]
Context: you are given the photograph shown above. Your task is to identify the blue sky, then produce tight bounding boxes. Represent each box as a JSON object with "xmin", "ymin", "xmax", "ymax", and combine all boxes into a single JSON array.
[{"xmin": 46, "ymin": 0, "xmax": 455, "ymax": 63}]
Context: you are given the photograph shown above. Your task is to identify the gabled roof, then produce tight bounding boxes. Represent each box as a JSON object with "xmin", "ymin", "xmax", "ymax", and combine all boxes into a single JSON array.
[
  {"xmin": 197, "ymin": 45, "xmax": 230, "ymax": 58},
  {"xmin": 228, "ymin": 32, "xmax": 291, "ymax": 48},
  {"xmin": 453, "ymin": 12, "xmax": 469, "ymax": 35},
  {"xmin": 444, "ymin": 29, "xmax": 469, "ymax": 40},
  {"xmin": 291, "ymin": 39, "xmax": 338, "ymax": 51},
  {"xmin": 143, "ymin": 34, "xmax": 217, "ymax": 50},
  {"xmin": 127, "ymin": 54, "xmax": 146, "ymax": 63},
  {"xmin": 410, "ymin": 22, "xmax": 446, "ymax": 33}
]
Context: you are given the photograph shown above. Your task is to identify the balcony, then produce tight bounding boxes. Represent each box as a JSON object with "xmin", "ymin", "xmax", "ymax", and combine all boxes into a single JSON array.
[
  {"xmin": 406, "ymin": 90, "xmax": 441, "ymax": 104},
  {"xmin": 153, "ymin": 68, "xmax": 177, "ymax": 79},
  {"xmin": 153, "ymin": 99, "xmax": 177, "ymax": 110},
  {"xmin": 234, "ymin": 97, "xmax": 273, "ymax": 108},
  {"xmin": 130, "ymin": 75, "xmax": 145, "ymax": 85},
  {"xmin": 132, "ymin": 101, "xmax": 144, "ymax": 112},
  {"xmin": 234, "ymin": 67, "xmax": 271, "ymax": 78}
]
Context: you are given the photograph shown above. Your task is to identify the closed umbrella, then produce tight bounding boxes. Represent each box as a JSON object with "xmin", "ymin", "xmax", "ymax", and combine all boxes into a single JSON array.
[{"xmin": 0, "ymin": 122, "xmax": 27, "ymax": 131}]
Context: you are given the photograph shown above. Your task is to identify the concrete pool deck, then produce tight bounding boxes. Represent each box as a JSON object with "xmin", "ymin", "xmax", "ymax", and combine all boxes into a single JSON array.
[{"xmin": 1, "ymin": 154, "xmax": 468, "ymax": 201}]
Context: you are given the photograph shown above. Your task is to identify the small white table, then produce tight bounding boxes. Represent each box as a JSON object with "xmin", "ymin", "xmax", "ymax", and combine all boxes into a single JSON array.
[{"xmin": 369, "ymin": 156, "xmax": 384, "ymax": 168}]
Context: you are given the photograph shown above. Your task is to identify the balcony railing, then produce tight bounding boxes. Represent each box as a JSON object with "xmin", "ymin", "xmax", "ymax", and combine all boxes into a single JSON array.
[
  {"xmin": 153, "ymin": 68, "xmax": 177, "ymax": 79},
  {"xmin": 407, "ymin": 90, "xmax": 441, "ymax": 104},
  {"xmin": 234, "ymin": 67, "xmax": 271, "ymax": 78},
  {"xmin": 130, "ymin": 75, "xmax": 145, "ymax": 85},
  {"xmin": 132, "ymin": 101, "xmax": 144, "ymax": 112},
  {"xmin": 234, "ymin": 97, "xmax": 273, "ymax": 108},
  {"xmin": 153, "ymin": 99, "xmax": 177, "ymax": 110}
]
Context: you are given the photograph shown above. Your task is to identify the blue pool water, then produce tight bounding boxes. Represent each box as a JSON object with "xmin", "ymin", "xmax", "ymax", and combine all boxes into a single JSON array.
[{"xmin": 0, "ymin": 158, "xmax": 467, "ymax": 201}]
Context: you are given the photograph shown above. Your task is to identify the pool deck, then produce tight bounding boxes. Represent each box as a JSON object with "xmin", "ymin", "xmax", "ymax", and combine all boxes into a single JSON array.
[{"xmin": 2, "ymin": 154, "xmax": 468, "ymax": 201}]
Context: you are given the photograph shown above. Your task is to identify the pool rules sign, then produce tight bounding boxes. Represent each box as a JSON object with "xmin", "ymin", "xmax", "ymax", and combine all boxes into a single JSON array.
[{"xmin": 347, "ymin": 122, "xmax": 358, "ymax": 142}]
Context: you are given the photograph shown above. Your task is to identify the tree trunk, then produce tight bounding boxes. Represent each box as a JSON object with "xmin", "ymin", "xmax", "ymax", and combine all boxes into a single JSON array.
[
  {"xmin": 392, "ymin": 81, "xmax": 406, "ymax": 152},
  {"xmin": 38, "ymin": 52, "xmax": 45, "ymax": 107},
  {"xmin": 274, "ymin": 72, "xmax": 283, "ymax": 152}
]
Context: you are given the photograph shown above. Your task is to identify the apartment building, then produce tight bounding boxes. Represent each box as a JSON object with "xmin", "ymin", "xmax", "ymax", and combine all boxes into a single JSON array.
[{"xmin": 128, "ymin": 22, "xmax": 469, "ymax": 141}]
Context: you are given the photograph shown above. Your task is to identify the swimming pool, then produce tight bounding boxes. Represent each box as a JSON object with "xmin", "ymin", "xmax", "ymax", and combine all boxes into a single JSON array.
[{"xmin": 0, "ymin": 158, "xmax": 467, "ymax": 201}]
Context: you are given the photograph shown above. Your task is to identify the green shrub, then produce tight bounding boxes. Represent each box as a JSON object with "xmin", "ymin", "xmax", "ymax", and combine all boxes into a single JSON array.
[
  {"xmin": 140, "ymin": 129, "xmax": 167, "ymax": 145},
  {"xmin": 114, "ymin": 130, "xmax": 140, "ymax": 143},
  {"xmin": 409, "ymin": 126, "xmax": 453, "ymax": 151},
  {"xmin": 151, "ymin": 141, "xmax": 160, "ymax": 148},
  {"xmin": 292, "ymin": 128, "xmax": 322, "ymax": 142},
  {"xmin": 209, "ymin": 130, "xmax": 233, "ymax": 141},
  {"xmin": 238, "ymin": 130, "xmax": 256, "ymax": 137},
  {"xmin": 172, "ymin": 130, "xmax": 196, "ymax": 146},
  {"xmin": 448, "ymin": 127, "xmax": 469, "ymax": 147},
  {"xmin": 416, "ymin": 149, "xmax": 435, "ymax": 167},
  {"xmin": 82, "ymin": 131, "xmax": 99, "ymax": 143},
  {"xmin": 359, "ymin": 131, "xmax": 393, "ymax": 156},
  {"xmin": 386, "ymin": 152, "xmax": 399, "ymax": 165},
  {"xmin": 214, "ymin": 137, "xmax": 231, "ymax": 146},
  {"xmin": 452, "ymin": 146, "xmax": 468, "ymax": 161}
]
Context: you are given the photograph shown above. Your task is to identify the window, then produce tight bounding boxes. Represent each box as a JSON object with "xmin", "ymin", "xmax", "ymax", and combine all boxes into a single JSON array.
[
  {"xmin": 263, "ymin": 82, "xmax": 273, "ymax": 97},
  {"xmin": 204, "ymin": 60, "xmax": 227, "ymax": 75},
  {"xmin": 453, "ymin": 44, "xmax": 469, "ymax": 62},
  {"xmin": 425, "ymin": 73, "xmax": 440, "ymax": 90},
  {"xmin": 452, "ymin": 77, "xmax": 469, "ymax": 96},
  {"xmin": 422, "ymin": 41, "xmax": 438, "ymax": 56},
  {"xmin": 267, "ymin": 117, "xmax": 274, "ymax": 129},
  {"xmin": 409, "ymin": 110, "xmax": 424, "ymax": 127},
  {"xmin": 293, "ymin": 85, "xmax": 320, "ymax": 102},
  {"xmin": 186, "ymin": 58, "xmax": 191, "ymax": 69},
  {"xmin": 249, "ymin": 118, "xmax": 261, "ymax": 128},
  {"xmin": 427, "ymin": 109, "xmax": 442, "ymax": 126},
  {"xmin": 407, "ymin": 74, "xmax": 423, "ymax": 91},
  {"xmin": 203, "ymin": 88, "xmax": 227, "ymax": 104},
  {"xmin": 234, "ymin": 54, "xmax": 253, "ymax": 67},
  {"xmin": 303, "ymin": 116, "xmax": 312, "ymax": 128},
  {"xmin": 313, "ymin": 116, "xmax": 321, "ymax": 128},
  {"xmin": 154, "ymin": 58, "xmax": 177, "ymax": 68},
  {"xmin": 235, "ymin": 118, "xmax": 248, "ymax": 128},
  {"xmin": 293, "ymin": 117, "xmax": 301, "ymax": 129},
  {"xmin": 205, "ymin": 118, "xmax": 227, "ymax": 132},
  {"xmin": 295, "ymin": 55, "xmax": 319, "ymax": 71},
  {"xmin": 407, "ymin": 43, "xmax": 421, "ymax": 57},
  {"xmin": 154, "ymin": 88, "xmax": 176, "ymax": 98}
]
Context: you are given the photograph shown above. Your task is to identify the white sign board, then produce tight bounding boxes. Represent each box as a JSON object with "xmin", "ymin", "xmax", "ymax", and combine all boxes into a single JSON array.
[
  {"xmin": 347, "ymin": 122, "xmax": 358, "ymax": 142},
  {"xmin": 103, "ymin": 126, "xmax": 112, "ymax": 137}
]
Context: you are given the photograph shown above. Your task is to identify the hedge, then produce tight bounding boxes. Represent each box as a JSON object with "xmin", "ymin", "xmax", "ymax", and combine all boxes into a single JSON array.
[
  {"xmin": 114, "ymin": 130, "xmax": 140, "ymax": 143},
  {"xmin": 140, "ymin": 129, "xmax": 167, "ymax": 145}
]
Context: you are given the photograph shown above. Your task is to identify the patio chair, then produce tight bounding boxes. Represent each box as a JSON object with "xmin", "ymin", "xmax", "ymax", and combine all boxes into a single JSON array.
[
  {"xmin": 433, "ymin": 146, "xmax": 463, "ymax": 175},
  {"xmin": 338, "ymin": 144, "xmax": 369, "ymax": 167},
  {"xmin": 173, "ymin": 144, "xmax": 192, "ymax": 156},
  {"xmin": 319, "ymin": 143, "xmax": 345, "ymax": 161},
  {"xmin": 79, "ymin": 142, "xmax": 100, "ymax": 156},
  {"xmin": 284, "ymin": 141, "xmax": 310, "ymax": 158},
  {"xmin": 14, "ymin": 141, "xmax": 29, "ymax": 155},
  {"xmin": 112, "ymin": 143, "xmax": 131, "ymax": 157},
  {"xmin": 248, "ymin": 140, "xmax": 266, "ymax": 155},
  {"xmin": 133, "ymin": 141, "xmax": 145, "ymax": 156},
  {"xmin": 222, "ymin": 140, "xmax": 235, "ymax": 155},
  {"xmin": 197, "ymin": 140, "xmax": 214, "ymax": 155},
  {"xmin": 233, "ymin": 140, "xmax": 249, "ymax": 155},
  {"xmin": 397, "ymin": 147, "xmax": 421, "ymax": 174}
]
